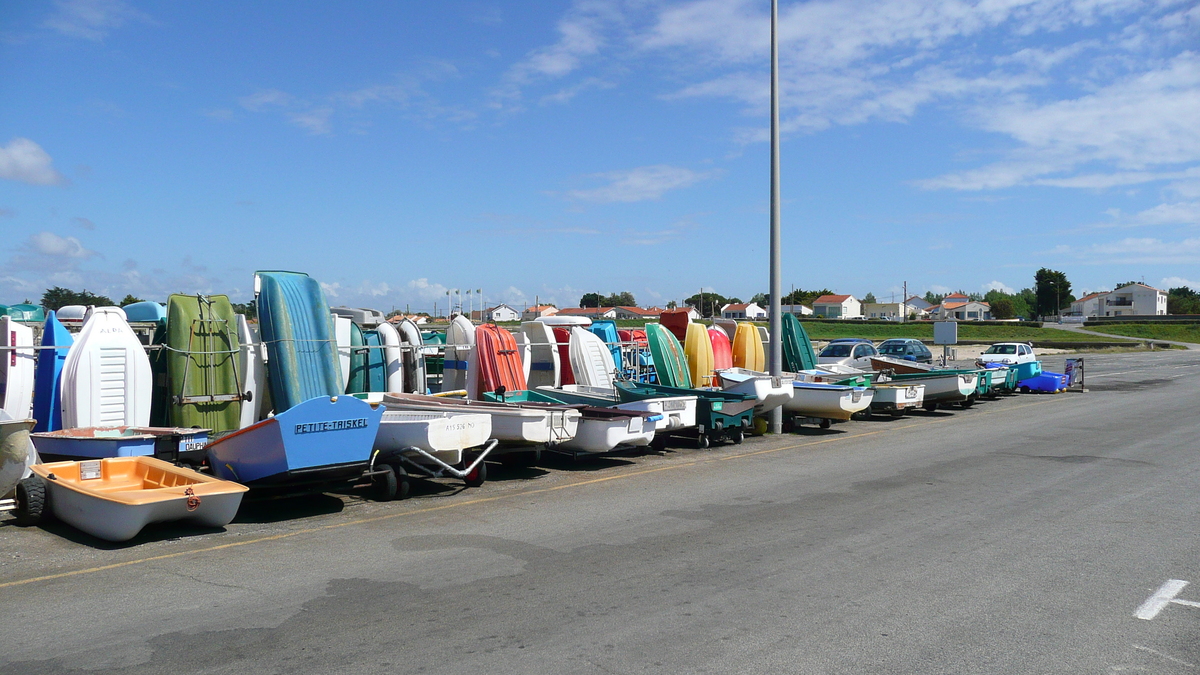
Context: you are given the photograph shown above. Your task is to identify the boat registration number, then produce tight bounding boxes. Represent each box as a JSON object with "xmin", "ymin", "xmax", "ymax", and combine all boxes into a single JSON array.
[
  {"xmin": 627, "ymin": 417, "xmax": 643, "ymax": 433},
  {"xmin": 662, "ymin": 400, "xmax": 687, "ymax": 412},
  {"xmin": 80, "ymin": 460, "xmax": 102, "ymax": 480},
  {"xmin": 905, "ymin": 387, "xmax": 918, "ymax": 399}
]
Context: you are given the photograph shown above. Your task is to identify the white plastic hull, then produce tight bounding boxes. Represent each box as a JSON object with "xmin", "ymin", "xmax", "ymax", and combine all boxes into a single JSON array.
[
  {"xmin": 60, "ymin": 307, "xmax": 153, "ymax": 428},
  {"xmin": 332, "ymin": 315, "xmax": 352, "ymax": 392},
  {"xmin": 375, "ymin": 321, "xmax": 406, "ymax": 393},
  {"xmin": 542, "ymin": 385, "xmax": 698, "ymax": 431},
  {"xmin": 0, "ymin": 317, "xmax": 35, "ymax": 420},
  {"xmin": 561, "ymin": 415, "xmax": 654, "ymax": 453},
  {"xmin": 570, "ymin": 327, "xmax": 615, "ymax": 388},
  {"xmin": 870, "ymin": 384, "xmax": 925, "ymax": 412},
  {"xmin": 716, "ymin": 368, "xmax": 794, "ymax": 413},
  {"xmin": 784, "ymin": 384, "xmax": 873, "ymax": 420},
  {"xmin": 519, "ymin": 321, "xmax": 560, "ymax": 389},
  {"xmin": 378, "ymin": 394, "xmax": 579, "ymax": 445},
  {"xmin": 376, "ymin": 411, "xmax": 492, "ymax": 465},
  {"xmin": 45, "ymin": 477, "xmax": 244, "ymax": 542},
  {"xmin": 236, "ymin": 315, "xmax": 267, "ymax": 429}
]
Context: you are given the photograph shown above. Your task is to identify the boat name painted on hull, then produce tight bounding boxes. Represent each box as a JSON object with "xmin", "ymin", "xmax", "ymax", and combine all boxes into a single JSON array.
[{"xmin": 294, "ymin": 418, "xmax": 370, "ymax": 434}]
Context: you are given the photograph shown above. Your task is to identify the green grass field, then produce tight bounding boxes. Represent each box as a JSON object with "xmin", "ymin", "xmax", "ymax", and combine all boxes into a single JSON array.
[{"xmin": 1083, "ymin": 323, "xmax": 1200, "ymax": 343}]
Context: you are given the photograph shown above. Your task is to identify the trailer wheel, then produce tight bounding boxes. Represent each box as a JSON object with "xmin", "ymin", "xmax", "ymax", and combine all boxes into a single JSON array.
[
  {"xmin": 393, "ymin": 464, "xmax": 410, "ymax": 500},
  {"xmin": 923, "ymin": 402, "xmax": 938, "ymax": 412},
  {"xmin": 890, "ymin": 410, "xmax": 905, "ymax": 418},
  {"xmin": 820, "ymin": 418, "xmax": 831, "ymax": 429},
  {"xmin": 650, "ymin": 435, "xmax": 668, "ymax": 451},
  {"xmin": 1020, "ymin": 386, "xmax": 1030, "ymax": 393},
  {"xmin": 697, "ymin": 433, "xmax": 710, "ymax": 449},
  {"xmin": 371, "ymin": 464, "xmax": 398, "ymax": 502},
  {"xmin": 731, "ymin": 428, "xmax": 744, "ymax": 444},
  {"xmin": 14, "ymin": 475, "xmax": 47, "ymax": 526},
  {"xmin": 464, "ymin": 460, "xmax": 487, "ymax": 488}
]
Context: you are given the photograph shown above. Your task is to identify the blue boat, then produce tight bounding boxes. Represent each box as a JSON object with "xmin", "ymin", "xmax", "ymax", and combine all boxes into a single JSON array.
[
  {"xmin": 205, "ymin": 395, "xmax": 383, "ymax": 486},
  {"xmin": 587, "ymin": 321, "xmax": 623, "ymax": 372},
  {"xmin": 31, "ymin": 311, "xmax": 72, "ymax": 433},
  {"xmin": 31, "ymin": 426, "xmax": 210, "ymax": 462},
  {"xmin": 3, "ymin": 304, "xmax": 45, "ymax": 322},
  {"xmin": 255, "ymin": 271, "xmax": 343, "ymax": 412},
  {"xmin": 1018, "ymin": 371, "xmax": 1067, "ymax": 393},
  {"xmin": 122, "ymin": 301, "xmax": 167, "ymax": 323}
]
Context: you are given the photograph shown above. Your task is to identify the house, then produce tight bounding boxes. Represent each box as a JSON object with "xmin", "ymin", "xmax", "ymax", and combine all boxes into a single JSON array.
[
  {"xmin": 1099, "ymin": 283, "xmax": 1167, "ymax": 316},
  {"xmin": 556, "ymin": 306, "xmax": 619, "ymax": 319},
  {"xmin": 779, "ymin": 304, "xmax": 813, "ymax": 316},
  {"xmin": 1069, "ymin": 292, "xmax": 1107, "ymax": 317},
  {"xmin": 862, "ymin": 302, "xmax": 920, "ymax": 320},
  {"xmin": 812, "ymin": 294, "xmax": 862, "ymax": 319},
  {"xmin": 720, "ymin": 302, "xmax": 767, "ymax": 320},
  {"xmin": 613, "ymin": 306, "xmax": 659, "ymax": 320},
  {"xmin": 484, "ymin": 304, "xmax": 520, "ymax": 322},
  {"xmin": 906, "ymin": 295, "xmax": 934, "ymax": 312},
  {"xmin": 521, "ymin": 305, "xmax": 558, "ymax": 321},
  {"xmin": 933, "ymin": 300, "xmax": 992, "ymax": 320}
]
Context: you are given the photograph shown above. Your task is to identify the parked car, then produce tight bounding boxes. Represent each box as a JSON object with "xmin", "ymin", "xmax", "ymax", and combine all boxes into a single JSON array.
[
  {"xmin": 876, "ymin": 338, "xmax": 933, "ymax": 364},
  {"xmin": 818, "ymin": 339, "xmax": 878, "ymax": 369},
  {"xmin": 976, "ymin": 342, "xmax": 1036, "ymax": 367}
]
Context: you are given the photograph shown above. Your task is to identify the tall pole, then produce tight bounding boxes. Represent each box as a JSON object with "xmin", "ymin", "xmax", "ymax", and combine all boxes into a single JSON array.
[{"xmin": 768, "ymin": 0, "xmax": 783, "ymax": 435}]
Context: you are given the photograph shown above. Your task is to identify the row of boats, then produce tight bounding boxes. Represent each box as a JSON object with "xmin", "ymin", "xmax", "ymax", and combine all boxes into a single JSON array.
[{"xmin": 0, "ymin": 270, "xmax": 1050, "ymax": 543}]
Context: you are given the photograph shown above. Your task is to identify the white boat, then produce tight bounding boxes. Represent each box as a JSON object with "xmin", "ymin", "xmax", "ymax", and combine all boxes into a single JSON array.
[
  {"xmin": 1, "ymin": 316, "xmax": 36, "ymax": 420},
  {"xmin": 331, "ymin": 306, "xmax": 386, "ymax": 327},
  {"xmin": 714, "ymin": 367, "xmax": 794, "ymax": 413},
  {"xmin": 60, "ymin": 307, "xmax": 153, "ymax": 429},
  {"xmin": 379, "ymin": 392, "xmax": 579, "ymax": 446},
  {"xmin": 55, "ymin": 305, "xmax": 89, "ymax": 323},
  {"xmin": 535, "ymin": 315, "xmax": 592, "ymax": 326},
  {"xmin": 27, "ymin": 457, "xmax": 248, "ymax": 542},
  {"xmin": 518, "ymin": 321, "xmax": 560, "ymax": 388},
  {"xmin": 394, "ymin": 317, "xmax": 428, "ymax": 394},
  {"xmin": 375, "ymin": 410, "xmax": 491, "ymax": 466},
  {"xmin": 375, "ymin": 321, "xmax": 406, "ymax": 393},
  {"xmin": 569, "ymin": 327, "xmax": 616, "ymax": 388},
  {"xmin": 869, "ymin": 383, "xmax": 925, "ymax": 416},
  {"xmin": 235, "ymin": 315, "xmax": 267, "ymax": 429},
  {"xmin": 559, "ymin": 407, "xmax": 655, "ymax": 453},
  {"xmin": 0, "ymin": 416, "xmax": 36, "ymax": 499},
  {"xmin": 332, "ymin": 314, "xmax": 352, "ymax": 392},
  {"xmin": 783, "ymin": 381, "xmax": 874, "ymax": 421},
  {"xmin": 514, "ymin": 330, "xmax": 531, "ymax": 383},
  {"xmin": 536, "ymin": 384, "xmax": 698, "ymax": 432},
  {"xmin": 443, "ymin": 315, "xmax": 475, "ymax": 394}
]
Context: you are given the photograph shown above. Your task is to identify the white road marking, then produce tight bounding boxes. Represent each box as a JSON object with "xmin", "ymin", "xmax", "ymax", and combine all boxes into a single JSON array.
[
  {"xmin": 1136, "ymin": 579, "xmax": 1189, "ymax": 620},
  {"xmin": 1172, "ymin": 599, "xmax": 1200, "ymax": 609},
  {"xmin": 1132, "ymin": 644, "xmax": 1197, "ymax": 669}
]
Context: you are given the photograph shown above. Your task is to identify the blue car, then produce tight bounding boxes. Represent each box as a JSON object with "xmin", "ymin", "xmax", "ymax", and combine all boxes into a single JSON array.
[{"xmin": 877, "ymin": 338, "xmax": 933, "ymax": 364}]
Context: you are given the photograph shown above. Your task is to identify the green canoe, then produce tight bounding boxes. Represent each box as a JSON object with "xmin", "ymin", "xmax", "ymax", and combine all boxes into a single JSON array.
[
  {"xmin": 782, "ymin": 314, "xmax": 819, "ymax": 372},
  {"xmin": 646, "ymin": 323, "xmax": 691, "ymax": 388},
  {"xmin": 166, "ymin": 294, "xmax": 242, "ymax": 434}
]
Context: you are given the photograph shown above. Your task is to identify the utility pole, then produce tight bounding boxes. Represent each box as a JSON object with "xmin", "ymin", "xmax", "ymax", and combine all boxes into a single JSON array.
[
  {"xmin": 768, "ymin": 0, "xmax": 783, "ymax": 435},
  {"xmin": 902, "ymin": 281, "xmax": 907, "ymax": 322}
]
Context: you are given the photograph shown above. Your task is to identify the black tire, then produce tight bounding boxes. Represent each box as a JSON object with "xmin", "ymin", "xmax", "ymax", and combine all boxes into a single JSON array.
[
  {"xmin": 464, "ymin": 460, "xmax": 486, "ymax": 488},
  {"xmin": 961, "ymin": 398, "xmax": 976, "ymax": 408},
  {"xmin": 890, "ymin": 410, "xmax": 905, "ymax": 418},
  {"xmin": 697, "ymin": 433, "xmax": 710, "ymax": 449},
  {"xmin": 393, "ymin": 464, "xmax": 410, "ymax": 500},
  {"xmin": 731, "ymin": 428, "xmax": 744, "ymax": 444},
  {"xmin": 14, "ymin": 475, "xmax": 46, "ymax": 526},
  {"xmin": 650, "ymin": 435, "xmax": 668, "ymax": 451},
  {"xmin": 820, "ymin": 418, "xmax": 831, "ymax": 429},
  {"xmin": 923, "ymin": 402, "xmax": 938, "ymax": 412},
  {"xmin": 371, "ymin": 463, "xmax": 398, "ymax": 502}
]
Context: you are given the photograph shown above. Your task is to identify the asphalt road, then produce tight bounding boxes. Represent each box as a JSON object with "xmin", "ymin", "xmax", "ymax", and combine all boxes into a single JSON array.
[{"xmin": 3, "ymin": 350, "xmax": 1199, "ymax": 674}]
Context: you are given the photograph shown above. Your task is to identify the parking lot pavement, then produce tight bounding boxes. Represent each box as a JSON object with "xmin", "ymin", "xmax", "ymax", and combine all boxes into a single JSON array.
[{"xmin": 3, "ymin": 348, "xmax": 1200, "ymax": 674}]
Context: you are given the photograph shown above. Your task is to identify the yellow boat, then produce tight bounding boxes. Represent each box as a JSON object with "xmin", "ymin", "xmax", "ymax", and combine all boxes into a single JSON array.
[
  {"xmin": 26, "ymin": 457, "xmax": 248, "ymax": 542},
  {"xmin": 731, "ymin": 323, "xmax": 765, "ymax": 371},
  {"xmin": 684, "ymin": 323, "xmax": 715, "ymax": 388}
]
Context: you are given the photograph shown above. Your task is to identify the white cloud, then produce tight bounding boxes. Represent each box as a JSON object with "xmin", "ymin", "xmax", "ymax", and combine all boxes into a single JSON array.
[
  {"xmin": 565, "ymin": 165, "xmax": 719, "ymax": 203},
  {"xmin": 1057, "ymin": 236, "xmax": 1200, "ymax": 265},
  {"xmin": 1161, "ymin": 276, "xmax": 1200, "ymax": 290},
  {"xmin": 928, "ymin": 284, "xmax": 953, "ymax": 295},
  {"xmin": 982, "ymin": 280, "xmax": 1015, "ymax": 294},
  {"xmin": 43, "ymin": 0, "xmax": 151, "ymax": 41},
  {"xmin": 320, "ymin": 282, "xmax": 341, "ymax": 298},
  {"xmin": 239, "ymin": 89, "xmax": 293, "ymax": 112},
  {"xmin": 0, "ymin": 138, "xmax": 65, "ymax": 186},
  {"xmin": 288, "ymin": 108, "xmax": 333, "ymax": 135},
  {"xmin": 24, "ymin": 231, "xmax": 96, "ymax": 259},
  {"xmin": 73, "ymin": 216, "xmax": 96, "ymax": 230}
]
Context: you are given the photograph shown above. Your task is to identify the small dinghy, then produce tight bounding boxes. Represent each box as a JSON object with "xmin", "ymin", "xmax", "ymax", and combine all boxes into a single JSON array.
[
  {"xmin": 24, "ymin": 457, "xmax": 248, "ymax": 542},
  {"xmin": 1, "ymin": 417, "xmax": 36, "ymax": 499},
  {"xmin": 372, "ymin": 410, "xmax": 496, "ymax": 493},
  {"xmin": 783, "ymin": 381, "xmax": 874, "ymax": 424},
  {"xmin": 379, "ymin": 393, "xmax": 580, "ymax": 447},
  {"xmin": 714, "ymin": 367, "xmax": 794, "ymax": 413},
  {"xmin": 31, "ymin": 426, "xmax": 210, "ymax": 463}
]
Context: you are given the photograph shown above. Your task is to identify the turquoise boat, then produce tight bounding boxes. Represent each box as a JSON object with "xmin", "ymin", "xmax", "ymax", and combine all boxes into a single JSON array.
[
  {"xmin": 782, "ymin": 314, "xmax": 818, "ymax": 372},
  {"xmin": 3, "ymin": 304, "xmax": 45, "ymax": 322},
  {"xmin": 588, "ymin": 321, "xmax": 623, "ymax": 371},
  {"xmin": 122, "ymin": 301, "xmax": 167, "ymax": 323},
  {"xmin": 255, "ymin": 271, "xmax": 343, "ymax": 413},
  {"xmin": 348, "ymin": 325, "xmax": 387, "ymax": 394}
]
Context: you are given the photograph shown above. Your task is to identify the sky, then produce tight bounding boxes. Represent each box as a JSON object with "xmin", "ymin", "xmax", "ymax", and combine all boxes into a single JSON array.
[{"xmin": 1, "ymin": 0, "xmax": 1198, "ymax": 314}]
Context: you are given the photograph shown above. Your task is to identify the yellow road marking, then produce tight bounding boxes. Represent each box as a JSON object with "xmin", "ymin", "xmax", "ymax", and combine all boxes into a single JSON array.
[{"xmin": 0, "ymin": 396, "xmax": 1066, "ymax": 590}]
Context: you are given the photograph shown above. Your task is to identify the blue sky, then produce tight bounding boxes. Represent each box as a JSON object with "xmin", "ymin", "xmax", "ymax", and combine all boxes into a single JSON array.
[{"xmin": 1, "ymin": 0, "xmax": 1197, "ymax": 313}]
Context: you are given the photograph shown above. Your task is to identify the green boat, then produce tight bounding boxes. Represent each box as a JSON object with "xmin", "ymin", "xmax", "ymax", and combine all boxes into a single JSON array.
[
  {"xmin": 645, "ymin": 323, "xmax": 690, "ymax": 388},
  {"xmin": 165, "ymin": 294, "xmax": 242, "ymax": 434},
  {"xmin": 347, "ymin": 324, "xmax": 387, "ymax": 394},
  {"xmin": 782, "ymin": 314, "xmax": 818, "ymax": 372}
]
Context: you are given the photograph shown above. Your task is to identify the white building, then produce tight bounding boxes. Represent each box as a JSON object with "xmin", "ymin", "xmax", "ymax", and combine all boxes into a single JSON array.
[
  {"xmin": 779, "ymin": 303, "xmax": 813, "ymax": 316},
  {"xmin": 862, "ymin": 302, "xmax": 920, "ymax": 320},
  {"xmin": 934, "ymin": 299, "xmax": 992, "ymax": 320},
  {"xmin": 1099, "ymin": 283, "xmax": 1167, "ymax": 316},
  {"xmin": 720, "ymin": 302, "xmax": 767, "ymax": 320},
  {"xmin": 812, "ymin": 294, "xmax": 862, "ymax": 319},
  {"xmin": 556, "ymin": 307, "xmax": 619, "ymax": 320},
  {"xmin": 906, "ymin": 295, "xmax": 934, "ymax": 312},
  {"xmin": 1069, "ymin": 292, "xmax": 1107, "ymax": 317},
  {"xmin": 484, "ymin": 304, "xmax": 520, "ymax": 322}
]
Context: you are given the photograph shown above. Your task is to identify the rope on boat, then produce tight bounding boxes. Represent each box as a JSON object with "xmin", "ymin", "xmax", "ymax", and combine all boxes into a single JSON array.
[{"xmin": 184, "ymin": 487, "xmax": 201, "ymax": 511}]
